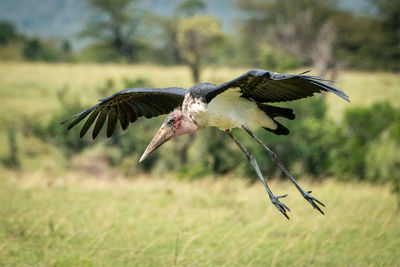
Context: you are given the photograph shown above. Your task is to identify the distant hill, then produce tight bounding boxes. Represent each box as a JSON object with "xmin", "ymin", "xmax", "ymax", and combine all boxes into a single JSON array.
[
  {"xmin": 0, "ymin": 0, "xmax": 87, "ymax": 44},
  {"xmin": 0, "ymin": 0, "xmax": 368, "ymax": 49},
  {"xmin": 0, "ymin": 0, "xmax": 239, "ymax": 48}
]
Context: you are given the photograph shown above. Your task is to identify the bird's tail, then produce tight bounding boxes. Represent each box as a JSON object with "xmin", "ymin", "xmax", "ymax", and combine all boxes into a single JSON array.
[
  {"xmin": 256, "ymin": 103, "xmax": 295, "ymax": 135},
  {"xmin": 256, "ymin": 103, "xmax": 295, "ymax": 120}
]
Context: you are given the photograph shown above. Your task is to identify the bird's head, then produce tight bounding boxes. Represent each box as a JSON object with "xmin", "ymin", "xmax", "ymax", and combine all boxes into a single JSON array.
[{"xmin": 139, "ymin": 109, "xmax": 198, "ymax": 163}]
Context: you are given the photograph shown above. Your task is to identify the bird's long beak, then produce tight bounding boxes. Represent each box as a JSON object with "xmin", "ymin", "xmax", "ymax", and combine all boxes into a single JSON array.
[{"xmin": 139, "ymin": 123, "xmax": 174, "ymax": 163}]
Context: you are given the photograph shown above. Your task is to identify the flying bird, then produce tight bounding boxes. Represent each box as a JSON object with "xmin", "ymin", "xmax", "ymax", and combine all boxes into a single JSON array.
[{"xmin": 64, "ymin": 69, "xmax": 349, "ymax": 219}]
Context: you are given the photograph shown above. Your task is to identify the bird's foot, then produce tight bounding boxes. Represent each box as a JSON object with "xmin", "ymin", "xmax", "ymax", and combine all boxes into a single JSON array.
[
  {"xmin": 302, "ymin": 190, "xmax": 325, "ymax": 215},
  {"xmin": 270, "ymin": 194, "xmax": 291, "ymax": 219}
]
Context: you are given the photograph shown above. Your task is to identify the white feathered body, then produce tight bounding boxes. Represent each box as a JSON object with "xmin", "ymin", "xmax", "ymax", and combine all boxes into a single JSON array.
[{"xmin": 184, "ymin": 88, "xmax": 278, "ymax": 131}]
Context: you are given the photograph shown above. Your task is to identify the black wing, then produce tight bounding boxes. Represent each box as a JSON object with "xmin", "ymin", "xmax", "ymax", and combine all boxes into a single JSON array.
[
  {"xmin": 63, "ymin": 87, "xmax": 187, "ymax": 139},
  {"xmin": 204, "ymin": 69, "xmax": 350, "ymax": 103}
]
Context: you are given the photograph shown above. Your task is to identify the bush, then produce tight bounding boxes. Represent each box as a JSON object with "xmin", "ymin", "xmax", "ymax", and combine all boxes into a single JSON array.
[
  {"xmin": 23, "ymin": 38, "xmax": 69, "ymax": 62},
  {"xmin": 343, "ymin": 102, "xmax": 398, "ymax": 144},
  {"xmin": 330, "ymin": 102, "xmax": 400, "ymax": 180},
  {"xmin": 0, "ymin": 21, "xmax": 19, "ymax": 45},
  {"xmin": 2, "ymin": 127, "xmax": 20, "ymax": 169},
  {"xmin": 259, "ymin": 46, "xmax": 301, "ymax": 72},
  {"xmin": 32, "ymin": 87, "xmax": 92, "ymax": 157}
]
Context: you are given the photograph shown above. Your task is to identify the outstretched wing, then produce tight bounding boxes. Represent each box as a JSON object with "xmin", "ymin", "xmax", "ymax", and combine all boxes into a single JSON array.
[
  {"xmin": 204, "ymin": 69, "xmax": 350, "ymax": 103},
  {"xmin": 63, "ymin": 87, "xmax": 187, "ymax": 139}
]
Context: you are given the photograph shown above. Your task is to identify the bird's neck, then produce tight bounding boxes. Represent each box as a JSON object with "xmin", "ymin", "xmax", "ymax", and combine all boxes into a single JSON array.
[{"xmin": 183, "ymin": 95, "xmax": 209, "ymax": 128}]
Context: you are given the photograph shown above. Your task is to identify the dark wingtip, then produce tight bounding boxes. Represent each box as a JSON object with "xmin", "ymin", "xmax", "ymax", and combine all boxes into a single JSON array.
[
  {"xmin": 332, "ymin": 89, "xmax": 350, "ymax": 103},
  {"xmin": 92, "ymin": 131, "xmax": 98, "ymax": 140},
  {"xmin": 263, "ymin": 123, "xmax": 290, "ymax": 136},
  {"xmin": 298, "ymin": 70, "xmax": 311, "ymax": 75},
  {"xmin": 306, "ymin": 78, "xmax": 351, "ymax": 103},
  {"xmin": 67, "ymin": 122, "xmax": 75, "ymax": 130},
  {"xmin": 106, "ymin": 127, "xmax": 114, "ymax": 138}
]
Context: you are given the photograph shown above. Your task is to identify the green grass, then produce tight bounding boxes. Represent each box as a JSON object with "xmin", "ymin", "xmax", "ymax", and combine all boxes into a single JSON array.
[
  {"xmin": 325, "ymin": 71, "xmax": 400, "ymax": 120},
  {"xmin": 1, "ymin": 174, "xmax": 399, "ymax": 266}
]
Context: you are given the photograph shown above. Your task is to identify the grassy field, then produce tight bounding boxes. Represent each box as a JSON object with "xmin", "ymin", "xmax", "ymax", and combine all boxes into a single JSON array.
[
  {"xmin": 1, "ymin": 62, "xmax": 400, "ymax": 266},
  {"xmin": 1, "ymin": 173, "xmax": 399, "ymax": 266}
]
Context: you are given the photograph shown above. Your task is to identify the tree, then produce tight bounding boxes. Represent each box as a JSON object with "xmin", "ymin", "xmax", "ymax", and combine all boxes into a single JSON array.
[
  {"xmin": 0, "ymin": 21, "xmax": 18, "ymax": 45},
  {"xmin": 177, "ymin": 15, "xmax": 223, "ymax": 83},
  {"xmin": 333, "ymin": 11, "xmax": 387, "ymax": 70},
  {"xmin": 23, "ymin": 39, "xmax": 44, "ymax": 61},
  {"xmin": 154, "ymin": 0, "xmax": 207, "ymax": 65},
  {"xmin": 153, "ymin": 15, "xmax": 183, "ymax": 65},
  {"xmin": 80, "ymin": 0, "xmax": 141, "ymax": 62},
  {"xmin": 373, "ymin": 0, "xmax": 400, "ymax": 45},
  {"xmin": 176, "ymin": 0, "xmax": 206, "ymax": 16},
  {"xmin": 369, "ymin": 0, "xmax": 400, "ymax": 71},
  {"xmin": 236, "ymin": 0, "xmax": 339, "ymax": 76}
]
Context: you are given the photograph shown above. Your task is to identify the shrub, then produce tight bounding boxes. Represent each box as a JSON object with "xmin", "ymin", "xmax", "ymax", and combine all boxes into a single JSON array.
[{"xmin": 32, "ymin": 87, "xmax": 91, "ymax": 157}]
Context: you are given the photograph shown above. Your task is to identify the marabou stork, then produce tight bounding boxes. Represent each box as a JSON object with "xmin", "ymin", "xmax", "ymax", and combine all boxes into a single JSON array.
[{"xmin": 64, "ymin": 69, "xmax": 349, "ymax": 219}]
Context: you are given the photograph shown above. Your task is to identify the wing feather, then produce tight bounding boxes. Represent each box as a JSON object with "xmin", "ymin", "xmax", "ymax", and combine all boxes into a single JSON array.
[
  {"xmin": 205, "ymin": 69, "xmax": 349, "ymax": 103},
  {"xmin": 64, "ymin": 87, "xmax": 187, "ymax": 139},
  {"xmin": 121, "ymin": 102, "xmax": 137, "ymax": 123},
  {"xmin": 65, "ymin": 109, "xmax": 93, "ymax": 131},
  {"xmin": 93, "ymin": 107, "xmax": 109, "ymax": 139},
  {"xmin": 137, "ymin": 98, "xmax": 159, "ymax": 118},
  {"xmin": 107, "ymin": 109, "xmax": 119, "ymax": 138},
  {"xmin": 117, "ymin": 103, "xmax": 129, "ymax": 130},
  {"xmin": 128, "ymin": 99, "xmax": 145, "ymax": 117},
  {"xmin": 140, "ymin": 96, "xmax": 164, "ymax": 115},
  {"xmin": 80, "ymin": 108, "xmax": 101, "ymax": 138}
]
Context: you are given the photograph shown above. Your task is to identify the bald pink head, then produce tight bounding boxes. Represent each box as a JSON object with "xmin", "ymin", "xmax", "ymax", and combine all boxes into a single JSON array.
[{"xmin": 139, "ymin": 109, "xmax": 199, "ymax": 162}]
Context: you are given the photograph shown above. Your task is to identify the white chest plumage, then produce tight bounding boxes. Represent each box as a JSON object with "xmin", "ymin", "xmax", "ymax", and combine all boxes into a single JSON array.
[{"xmin": 184, "ymin": 88, "xmax": 277, "ymax": 131}]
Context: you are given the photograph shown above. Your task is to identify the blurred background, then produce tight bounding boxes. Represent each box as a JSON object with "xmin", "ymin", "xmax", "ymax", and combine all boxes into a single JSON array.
[{"xmin": 0, "ymin": 0, "xmax": 399, "ymax": 265}]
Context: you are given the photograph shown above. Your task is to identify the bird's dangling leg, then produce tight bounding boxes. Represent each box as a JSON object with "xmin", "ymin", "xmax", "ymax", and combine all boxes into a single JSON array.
[
  {"xmin": 225, "ymin": 129, "xmax": 290, "ymax": 219},
  {"xmin": 242, "ymin": 125, "xmax": 325, "ymax": 215}
]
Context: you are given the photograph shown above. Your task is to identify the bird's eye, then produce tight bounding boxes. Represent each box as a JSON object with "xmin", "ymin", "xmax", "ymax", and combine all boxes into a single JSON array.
[{"xmin": 168, "ymin": 118, "xmax": 174, "ymax": 125}]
